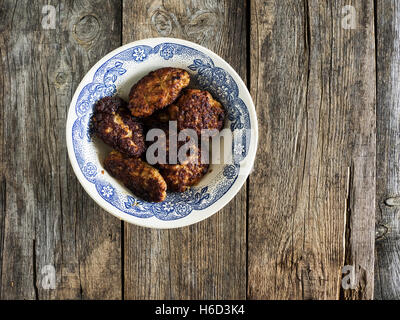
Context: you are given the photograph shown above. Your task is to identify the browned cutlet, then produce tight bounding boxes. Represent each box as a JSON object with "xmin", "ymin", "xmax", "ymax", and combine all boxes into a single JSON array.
[
  {"xmin": 145, "ymin": 127, "xmax": 209, "ymax": 193},
  {"xmin": 142, "ymin": 104, "xmax": 179, "ymax": 130},
  {"xmin": 92, "ymin": 96, "xmax": 145, "ymax": 157},
  {"xmin": 159, "ymin": 160, "xmax": 209, "ymax": 193},
  {"xmin": 175, "ymin": 89, "xmax": 225, "ymax": 136},
  {"xmin": 104, "ymin": 151, "xmax": 167, "ymax": 202},
  {"xmin": 128, "ymin": 67, "xmax": 190, "ymax": 118}
]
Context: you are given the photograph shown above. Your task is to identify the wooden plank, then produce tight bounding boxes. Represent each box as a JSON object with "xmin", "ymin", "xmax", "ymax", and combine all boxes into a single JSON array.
[
  {"xmin": 375, "ymin": 0, "xmax": 400, "ymax": 300},
  {"xmin": 0, "ymin": 0, "xmax": 122, "ymax": 299},
  {"xmin": 248, "ymin": 0, "xmax": 375, "ymax": 299},
  {"xmin": 122, "ymin": 0, "xmax": 247, "ymax": 299}
]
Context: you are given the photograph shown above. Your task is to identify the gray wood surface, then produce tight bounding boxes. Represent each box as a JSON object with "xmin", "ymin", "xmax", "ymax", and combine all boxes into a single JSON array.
[
  {"xmin": 0, "ymin": 0, "xmax": 398, "ymax": 300},
  {"xmin": 375, "ymin": 0, "xmax": 400, "ymax": 300},
  {"xmin": 122, "ymin": 0, "xmax": 247, "ymax": 300},
  {"xmin": 0, "ymin": 0, "xmax": 122, "ymax": 299},
  {"xmin": 248, "ymin": 0, "xmax": 375, "ymax": 299}
]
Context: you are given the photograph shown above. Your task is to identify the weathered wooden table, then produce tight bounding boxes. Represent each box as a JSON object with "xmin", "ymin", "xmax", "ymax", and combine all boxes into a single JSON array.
[{"xmin": 0, "ymin": 0, "xmax": 398, "ymax": 300}]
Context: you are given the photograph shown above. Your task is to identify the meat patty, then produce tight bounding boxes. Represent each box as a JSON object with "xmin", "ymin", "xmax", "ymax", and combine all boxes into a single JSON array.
[
  {"xmin": 145, "ymin": 127, "xmax": 209, "ymax": 192},
  {"xmin": 128, "ymin": 67, "xmax": 190, "ymax": 118},
  {"xmin": 104, "ymin": 151, "xmax": 167, "ymax": 202},
  {"xmin": 92, "ymin": 96, "xmax": 145, "ymax": 157},
  {"xmin": 175, "ymin": 89, "xmax": 225, "ymax": 136},
  {"xmin": 142, "ymin": 104, "xmax": 179, "ymax": 130},
  {"xmin": 159, "ymin": 160, "xmax": 209, "ymax": 193}
]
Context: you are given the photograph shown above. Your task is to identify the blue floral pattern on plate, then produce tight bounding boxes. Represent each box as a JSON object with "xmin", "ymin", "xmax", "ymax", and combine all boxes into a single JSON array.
[{"xmin": 71, "ymin": 43, "xmax": 251, "ymax": 221}]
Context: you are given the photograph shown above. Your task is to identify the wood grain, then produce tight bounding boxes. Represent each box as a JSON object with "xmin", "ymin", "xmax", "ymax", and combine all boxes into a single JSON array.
[
  {"xmin": 375, "ymin": 0, "xmax": 400, "ymax": 300},
  {"xmin": 0, "ymin": 0, "xmax": 122, "ymax": 299},
  {"xmin": 122, "ymin": 0, "xmax": 247, "ymax": 299},
  {"xmin": 248, "ymin": 0, "xmax": 375, "ymax": 299},
  {"xmin": 0, "ymin": 0, "xmax": 391, "ymax": 300}
]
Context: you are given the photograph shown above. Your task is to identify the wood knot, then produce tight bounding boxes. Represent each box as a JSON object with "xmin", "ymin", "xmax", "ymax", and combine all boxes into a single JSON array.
[
  {"xmin": 385, "ymin": 196, "xmax": 400, "ymax": 206},
  {"xmin": 148, "ymin": 4, "xmax": 222, "ymax": 44},
  {"xmin": 73, "ymin": 14, "xmax": 100, "ymax": 47},
  {"xmin": 184, "ymin": 11, "xmax": 219, "ymax": 38},
  {"xmin": 151, "ymin": 10, "xmax": 173, "ymax": 36},
  {"xmin": 56, "ymin": 72, "xmax": 67, "ymax": 85},
  {"xmin": 375, "ymin": 224, "xmax": 388, "ymax": 240},
  {"xmin": 53, "ymin": 68, "xmax": 72, "ymax": 90}
]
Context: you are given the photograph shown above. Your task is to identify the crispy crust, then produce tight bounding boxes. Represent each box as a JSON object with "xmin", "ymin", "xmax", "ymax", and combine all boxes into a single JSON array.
[
  {"xmin": 175, "ymin": 89, "xmax": 225, "ymax": 136},
  {"xmin": 128, "ymin": 68, "xmax": 190, "ymax": 118},
  {"xmin": 145, "ymin": 127, "xmax": 209, "ymax": 192},
  {"xmin": 142, "ymin": 104, "xmax": 179, "ymax": 130},
  {"xmin": 92, "ymin": 96, "xmax": 146, "ymax": 157},
  {"xmin": 159, "ymin": 162, "xmax": 209, "ymax": 193},
  {"xmin": 104, "ymin": 151, "xmax": 167, "ymax": 202}
]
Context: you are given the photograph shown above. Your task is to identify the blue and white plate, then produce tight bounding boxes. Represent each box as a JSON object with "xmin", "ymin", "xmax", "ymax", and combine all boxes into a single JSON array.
[{"xmin": 66, "ymin": 38, "xmax": 258, "ymax": 229}]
